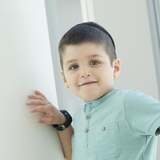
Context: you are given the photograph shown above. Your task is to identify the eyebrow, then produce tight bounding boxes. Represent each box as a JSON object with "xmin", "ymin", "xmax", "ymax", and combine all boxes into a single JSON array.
[
  {"xmin": 87, "ymin": 54, "xmax": 103, "ymax": 58},
  {"xmin": 65, "ymin": 54, "xmax": 103, "ymax": 66},
  {"xmin": 65, "ymin": 59, "xmax": 77, "ymax": 66}
]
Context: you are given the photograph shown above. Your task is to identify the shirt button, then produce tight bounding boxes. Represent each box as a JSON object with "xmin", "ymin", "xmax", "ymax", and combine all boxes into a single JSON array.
[
  {"xmin": 86, "ymin": 115, "xmax": 90, "ymax": 119},
  {"xmin": 102, "ymin": 126, "xmax": 106, "ymax": 131},
  {"xmin": 84, "ymin": 128, "xmax": 89, "ymax": 133}
]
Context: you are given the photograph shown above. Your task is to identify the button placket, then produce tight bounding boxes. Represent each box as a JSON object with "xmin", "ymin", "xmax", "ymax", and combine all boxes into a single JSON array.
[{"xmin": 83, "ymin": 103, "xmax": 92, "ymax": 148}]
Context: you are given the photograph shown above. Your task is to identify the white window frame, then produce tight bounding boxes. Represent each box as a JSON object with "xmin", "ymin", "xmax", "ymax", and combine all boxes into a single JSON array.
[{"xmin": 146, "ymin": 0, "xmax": 160, "ymax": 98}]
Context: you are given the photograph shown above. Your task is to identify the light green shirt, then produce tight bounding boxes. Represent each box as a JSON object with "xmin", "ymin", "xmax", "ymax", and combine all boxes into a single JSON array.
[{"xmin": 72, "ymin": 89, "xmax": 160, "ymax": 160}]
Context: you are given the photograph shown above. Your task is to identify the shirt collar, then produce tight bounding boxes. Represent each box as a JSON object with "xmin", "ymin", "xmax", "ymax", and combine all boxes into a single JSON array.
[{"xmin": 83, "ymin": 89, "xmax": 118, "ymax": 110}]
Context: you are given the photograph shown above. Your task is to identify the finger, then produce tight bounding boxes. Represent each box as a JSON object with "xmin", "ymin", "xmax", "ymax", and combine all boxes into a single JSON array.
[
  {"xmin": 35, "ymin": 90, "xmax": 46, "ymax": 99},
  {"xmin": 26, "ymin": 99, "xmax": 46, "ymax": 106},
  {"xmin": 30, "ymin": 106, "xmax": 46, "ymax": 113},
  {"xmin": 27, "ymin": 94, "xmax": 45, "ymax": 101},
  {"xmin": 37, "ymin": 117, "xmax": 53, "ymax": 124},
  {"xmin": 30, "ymin": 105, "xmax": 52, "ymax": 113}
]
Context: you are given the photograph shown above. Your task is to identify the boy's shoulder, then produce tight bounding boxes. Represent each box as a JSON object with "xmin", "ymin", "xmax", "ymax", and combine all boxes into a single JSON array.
[
  {"xmin": 114, "ymin": 88, "xmax": 156, "ymax": 100},
  {"xmin": 115, "ymin": 88, "xmax": 158, "ymax": 108}
]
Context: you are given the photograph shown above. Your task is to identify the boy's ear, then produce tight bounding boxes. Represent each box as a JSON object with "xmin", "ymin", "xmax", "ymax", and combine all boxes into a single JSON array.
[
  {"xmin": 113, "ymin": 59, "xmax": 121, "ymax": 78},
  {"xmin": 61, "ymin": 71, "xmax": 69, "ymax": 88}
]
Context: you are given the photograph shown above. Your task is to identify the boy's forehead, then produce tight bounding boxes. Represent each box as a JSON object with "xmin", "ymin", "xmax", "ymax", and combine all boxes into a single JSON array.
[
  {"xmin": 62, "ymin": 43, "xmax": 108, "ymax": 65},
  {"xmin": 63, "ymin": 43, "xmax": 105, "ymax": 54},
  {"xmin": 64, "ymin": 54, "xmax": 104, "ymax": 65}
]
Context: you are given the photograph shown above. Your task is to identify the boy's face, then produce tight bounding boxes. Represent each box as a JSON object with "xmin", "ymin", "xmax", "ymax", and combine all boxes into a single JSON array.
[{"xmin": 61, "ymin": 43, "xmax": 120, "ymax": 101}]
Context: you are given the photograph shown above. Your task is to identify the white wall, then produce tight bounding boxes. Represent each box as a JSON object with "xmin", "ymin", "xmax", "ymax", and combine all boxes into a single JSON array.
[{"xmin": 0, "ymin": 0, "xmax": 64, "ymax": 159}]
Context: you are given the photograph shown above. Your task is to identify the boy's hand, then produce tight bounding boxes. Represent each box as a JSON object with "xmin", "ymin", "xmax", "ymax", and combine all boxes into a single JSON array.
[{"xmin": 26, "ymin": 90, "xmax": 66, "ymax": 125}]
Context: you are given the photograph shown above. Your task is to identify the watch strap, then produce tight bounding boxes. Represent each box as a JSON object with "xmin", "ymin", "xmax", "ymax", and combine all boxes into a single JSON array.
[{"xmin": 52, "ymin": 110, "xmax": 72, "ymax": 131}]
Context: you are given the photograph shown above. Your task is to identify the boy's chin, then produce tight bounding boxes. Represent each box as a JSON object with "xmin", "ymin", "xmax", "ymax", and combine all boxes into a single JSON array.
[
  {"xmin": 80, "ymin": 91, "xmax": 111, "ymax": 101},
  {"xmin": 81, "ymin": 94, "xmax": 103, "ymax": 101}
]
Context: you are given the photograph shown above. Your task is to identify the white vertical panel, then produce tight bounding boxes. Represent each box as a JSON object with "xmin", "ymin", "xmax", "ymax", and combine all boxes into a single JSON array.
[
  {"xmin": 146, "ymin": 0, "xmax": 160, "ymax": 99},
  {"xmin": 80, "ymin": 0, "xmax": 95, "ymax": 21},
  {"xmin": 0, "ymin": 0, "xmax": 64, "ymax": 159},
  {"xmin": 146, "ymin": 1, "xmax": 160, "ymax": 159}
]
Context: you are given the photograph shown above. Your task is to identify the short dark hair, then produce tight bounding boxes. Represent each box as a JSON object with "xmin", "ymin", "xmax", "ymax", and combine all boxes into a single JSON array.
[{"xmin": 58, "ymin": 22, "xmax": 117, "ymax": 69}]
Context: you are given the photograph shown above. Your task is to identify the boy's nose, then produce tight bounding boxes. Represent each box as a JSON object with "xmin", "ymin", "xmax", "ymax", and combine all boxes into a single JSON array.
[{"xmin": 80, "ymin": 68, "xmax": 91, "ymax": 77}]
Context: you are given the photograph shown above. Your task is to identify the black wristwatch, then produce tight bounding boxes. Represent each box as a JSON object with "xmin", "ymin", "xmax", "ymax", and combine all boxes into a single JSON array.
[{"xmin": 52, "ymin": 110, "xmax": 72, "ymax": 131}]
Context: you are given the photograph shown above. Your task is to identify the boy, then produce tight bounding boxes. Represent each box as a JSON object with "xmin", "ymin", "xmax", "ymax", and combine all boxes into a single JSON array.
[{"xmin": 26, "ymin": 22, "xmax": 160, "ymax": 160}]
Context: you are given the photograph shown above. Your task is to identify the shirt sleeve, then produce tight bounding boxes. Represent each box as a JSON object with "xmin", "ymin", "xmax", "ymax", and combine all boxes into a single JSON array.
[{"xmin": 124, "ymin": 89, "xmax": 160, "ymax": 136}]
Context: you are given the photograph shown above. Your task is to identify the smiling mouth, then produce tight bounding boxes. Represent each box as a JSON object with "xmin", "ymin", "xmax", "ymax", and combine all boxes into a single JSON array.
[{"xmin": 79, "ymin": 81, "xmax": 97, "ymax": 86}]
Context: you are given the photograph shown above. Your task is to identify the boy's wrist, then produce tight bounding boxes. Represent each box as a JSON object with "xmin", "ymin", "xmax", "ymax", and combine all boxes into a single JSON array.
[
  {"xmin": 57, "ymin": 111, "xmax": 67, "ymax": 125},
  {"xmin": 52, "ymin": 110, "xmax": 72, "ymax": 131}
]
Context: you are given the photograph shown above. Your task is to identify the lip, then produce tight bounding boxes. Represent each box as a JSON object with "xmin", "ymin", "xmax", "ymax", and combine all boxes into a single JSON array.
[{"xmin": 79, "ymin": 81, "xmax": 98, "ymax": 86}]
